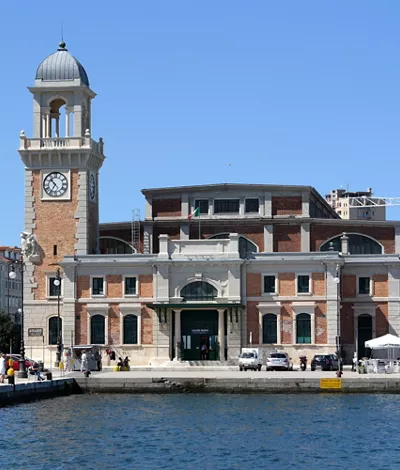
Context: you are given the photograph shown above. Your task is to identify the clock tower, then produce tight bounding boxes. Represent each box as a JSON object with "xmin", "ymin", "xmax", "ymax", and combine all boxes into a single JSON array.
[{"xmin": 18, "ymin": 41, "xmax": 105, "ymax": 359}]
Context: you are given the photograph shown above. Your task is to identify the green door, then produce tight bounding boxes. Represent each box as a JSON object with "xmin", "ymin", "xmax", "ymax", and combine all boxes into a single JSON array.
[{"xmin": 181, "ymin": 310, "xmax": 219, "ymax": 361}]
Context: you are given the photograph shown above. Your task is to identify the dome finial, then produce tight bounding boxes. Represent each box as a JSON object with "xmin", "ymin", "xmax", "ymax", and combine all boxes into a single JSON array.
[{"xmin": 58, "ymin": 40, "xmax": 67, "ymax": 51}]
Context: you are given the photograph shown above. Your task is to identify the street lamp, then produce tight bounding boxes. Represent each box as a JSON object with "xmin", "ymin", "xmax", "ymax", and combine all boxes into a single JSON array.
[
  {"xmin": 53, "ymin": 269, "xmax": 62, "ymax": 367},
  {"xmin": 333, "ymin": 265, "xmax": 341, "ymax": 370},
  {"xmin": 8, "ymin": 260, "xmax": 27, "ymax": 379}
]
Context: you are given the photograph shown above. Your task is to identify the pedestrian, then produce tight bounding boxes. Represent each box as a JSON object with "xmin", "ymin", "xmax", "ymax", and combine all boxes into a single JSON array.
[
  {"xmin": 81, "ymin": 350, "xmax": 88, "ymax": 373},
  {"xmin": 0, "ymin": 353, "xmax": 6, "ymax": 383},
  {"xmin": 352, "ymin": 352, "xmax": 357, "ymax": 372}
]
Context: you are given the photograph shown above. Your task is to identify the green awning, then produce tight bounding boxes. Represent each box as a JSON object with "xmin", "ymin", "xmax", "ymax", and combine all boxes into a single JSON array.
[{"xmin": 146, "ymin": 303, "xmax": 245, "ymax": 310}]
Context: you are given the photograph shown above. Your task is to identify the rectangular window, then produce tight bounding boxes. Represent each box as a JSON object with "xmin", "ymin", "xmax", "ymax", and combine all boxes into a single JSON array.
[
  {"xmin": 48, "ymin": 277, "xmax": 61, "ymax": 297},
  {"xmin": 358, "ymin": 277, "xmax": 370, "ymax": 295},
  {"xmin": 195, "ymin": 199, "xmax": 209, "ymax": 214},
  {"xmin": 53, "ymin": 245, "xmax": 58, "ymax": 256},
  {"xmin": 214, "ymin": 199, "xmax": 240, "ymax": 214},
  {"xmin": 245, "ymin": 198, "xmax": 259, "ymax": 213},
  {"xmin": 92, "ymin": 277, "xmax": 104, "ymax": 296},
  {"xmin": 297, "ymin": 275, "xmax": 310, "ymax": 294},
  {"xmin": 124, "ymin": 277, "xmax": 137, "ymax": 296},
  {"xmin": 263, "ymin": 275, "xmax": 276, "ymax": 294}
]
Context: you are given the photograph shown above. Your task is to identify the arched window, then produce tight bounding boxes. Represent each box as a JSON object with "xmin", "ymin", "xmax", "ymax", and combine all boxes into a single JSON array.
[
  {"xmin": 181, "ymin": 281, "xmax": 217, "ymax": 301},
  {"xmin": 262, "ymin": 314, "xmax": 277, "ymax": 344},
  {"xmin": 296, "ymin": 313, "xmax": 311, "ymax": 344},
  {"xmin": 123, "ymin": 315, "xmax": 138, "ymax": 344},
  {"xmin": 49, "ymin": 317, "xmax": 62, "ymax": 345},
  {"xmin": 99, "ymin": 237, "xmax": 135, "ymax": 254},
  {"xmin": 207, "ymin": 233, "xmax": 258, "ymax": 258},
  {"xmin": 91, "ymin": 315, "xmax": 105, "ymax": 344},
  {"xmin": 320, "ymin": 234, "xmax": 382, "ymax": 255}
]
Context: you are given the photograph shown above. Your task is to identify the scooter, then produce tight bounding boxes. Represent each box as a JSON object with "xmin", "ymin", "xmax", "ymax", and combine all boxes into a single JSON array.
[{"xmin": 299, "ymin": 356, "xmax": 307, "ymax": 371}]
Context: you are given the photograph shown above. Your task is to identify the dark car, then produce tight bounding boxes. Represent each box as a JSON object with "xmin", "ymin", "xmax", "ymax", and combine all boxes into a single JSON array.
[{"xmin": 311, "ymin": 354, "xmax": 339, "ymax": 371}]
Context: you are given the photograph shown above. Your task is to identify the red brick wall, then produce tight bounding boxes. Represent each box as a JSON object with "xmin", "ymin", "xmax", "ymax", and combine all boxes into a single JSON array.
[
  {"xmin": 312, "ymin": 273, "xmax": 325, "ymax": 296},
  {"xmin": 77, "ymin": 276, "xmax": 90, "ymax": 299},
  {"xmin": 246, "ymin": 301, "xmax": 259, "ymax": 345},
  {"xmin": 107, "ymin": 275, "xmax": 122, "ymax": 298},
  {"xmin": 141, "ymin": 305, "xmax": 153, "ymax": 344},
  {"xmin": 279, "ymin": 273, "xmax": 295, "ymax": 296},
  {"xmin": 376, "ymin": 303, "xmax": 389, "ymax": 337},
  {"xmin": 32, "ymin": 170, "xmax": 79, "ymax": 300},
  {"xmin": 374, "ymin": 275, "xmax": 388, "ymax": 297},
  {"xmin": 247, "ymin": 273, "xmax": 261, "ymax": 296},
  {"xmin": 273, "ymin": 225, "xmax": 301, "ymax": 252},
  {"xmin": 152, "ymin": 199, "xmax": 182, "ymax": 217},
  {"xmin": 341, "ymin": 303, "xmax": 354, "ymax": 344},
  {"xmin": 153, "ymin": 226, "xmax": 180, "ymax": 253},
  {"xmin": 272, "ymin": 196, "xmax": 302, "ymax": 216},
  {"xmin": 342, "ymin": 275, "xmax": 356, "ymax": 297},
  {"xmin": 200, "ymin": 225, "xmax": 264, "ymax": 251},
  {"xmin": 281, "ymin": 302, "xmax": 293, "ymax": 344},
  {"xmin": 139, "ymin": 275, "xmax": 153, "ymax": 297},
  {"xmin": 109, "ymin": 305, "xmax": 120, "ymax": 345},
  {"xmin": 310, "ymin": 224, "xmax": 395, "ymax": 254},
  {"xmin": 315, "ymin": 303, "xmax": 327, "ymax": 344},
  {"xmin": 75, "ymin": 304, "xmax": 87, "ymax": 344}
]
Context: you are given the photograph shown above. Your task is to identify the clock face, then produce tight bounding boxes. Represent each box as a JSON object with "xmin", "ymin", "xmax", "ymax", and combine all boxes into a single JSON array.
[
  {"xmin": 43, "ymin": 172, "xmax": 68, "ymax": 197},
  {"xmin": 89, "ymin": 174, "xmax": 96, "ymax": 201}
]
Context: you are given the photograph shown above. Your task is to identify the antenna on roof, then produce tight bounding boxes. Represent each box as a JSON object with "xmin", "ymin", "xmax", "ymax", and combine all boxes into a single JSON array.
[{"xmin": 61, "ymin": 20, "xmax": 64, "ymax": 42}]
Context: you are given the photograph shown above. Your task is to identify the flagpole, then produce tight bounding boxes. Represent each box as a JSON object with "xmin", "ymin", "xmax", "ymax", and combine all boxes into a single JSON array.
[{"xmin": 198, "ymin": 212, "xmax": 201, "ymax": 240}]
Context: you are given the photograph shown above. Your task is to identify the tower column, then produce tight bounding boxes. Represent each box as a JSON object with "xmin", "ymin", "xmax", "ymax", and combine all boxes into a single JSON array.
[
  {"xmin": 45, "ymin": 113, "xmax": 51, "ymax": 138},
  {"xmin": 65, "ymin": 110, "xmax": 70, "ymax": 137}
]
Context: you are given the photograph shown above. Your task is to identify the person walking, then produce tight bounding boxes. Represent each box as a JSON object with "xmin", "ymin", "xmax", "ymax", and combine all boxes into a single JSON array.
[
  {"xmin": 81, "ymin": 350, "xmax": 88, "ymax": 373},
  {"xmin": 0, "ymin": 353, "xmax": 6, "ymax": 383}
]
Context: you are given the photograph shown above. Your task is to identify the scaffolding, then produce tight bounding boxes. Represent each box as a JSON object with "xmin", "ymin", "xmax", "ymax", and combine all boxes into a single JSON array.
[
  {"xmin": 131, "ymin": 208, "xmax": 141, "ymax": 253},
  {"xmin": 348, "ymin": 197, "xmax": 400, "ymax": 208}
]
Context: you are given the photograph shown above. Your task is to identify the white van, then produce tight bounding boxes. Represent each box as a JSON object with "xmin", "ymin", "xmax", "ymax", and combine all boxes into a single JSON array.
[{"xmin": 238, "ymin": 348, "xmax": 263, "ymax": 371}]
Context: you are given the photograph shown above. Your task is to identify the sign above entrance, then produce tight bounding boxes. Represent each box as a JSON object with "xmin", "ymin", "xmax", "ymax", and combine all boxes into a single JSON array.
[
  {"xmin": 191, "ymin": 329, "xmax": 210, "ymax": 335},
  {"xmin": 28, "ymin": 328, "xmax": 43, "ymax": 337}
]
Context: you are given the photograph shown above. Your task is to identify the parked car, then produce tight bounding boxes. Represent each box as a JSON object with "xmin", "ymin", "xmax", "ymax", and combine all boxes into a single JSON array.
[
  {"xmin": 5, "ymin": 354, "xmax": 38, "ymax": 371},
  {"xmin": 266, "ymin": 352, "xmax": 293, "ymax": 371},
  {"xmin": 311, "ymin": 354, "xmax": 339, "ymax": 371}
]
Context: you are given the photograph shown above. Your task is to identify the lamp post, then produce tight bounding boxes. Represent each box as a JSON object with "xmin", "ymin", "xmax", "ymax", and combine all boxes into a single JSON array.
[
  {"xmin": 54, "ymin": 269, "xmax": 62, "ymax": 367},
  {"xmin": 333, "ymin": 265, "xmax": 341, "ymax": 370},
  {"xmin": 8, "ymin": 259, "xmax": 27, "ymax": 379}
]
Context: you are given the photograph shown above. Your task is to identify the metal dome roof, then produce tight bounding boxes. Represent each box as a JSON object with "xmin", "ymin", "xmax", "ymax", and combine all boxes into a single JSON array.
[{"xmin": 35, "ymin": 42, "xmax": 89, "ymax": 86}]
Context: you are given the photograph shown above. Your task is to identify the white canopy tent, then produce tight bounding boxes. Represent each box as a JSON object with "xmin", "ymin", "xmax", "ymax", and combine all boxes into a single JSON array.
[{"xmin": 365, "ymin": 334, "xmax": 400, "ymax": 349}]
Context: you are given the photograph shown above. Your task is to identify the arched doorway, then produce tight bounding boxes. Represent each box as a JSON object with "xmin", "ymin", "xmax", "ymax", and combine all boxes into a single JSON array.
[{"xmin": 357, "ymin": 314, "xmax": 373, "ymax": 359}]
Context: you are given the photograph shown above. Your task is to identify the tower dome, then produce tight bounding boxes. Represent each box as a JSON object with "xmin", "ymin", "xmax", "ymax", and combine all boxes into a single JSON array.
[{"xmin": 35, "ymin": 41, "xmax": 89, "ymax": 86}]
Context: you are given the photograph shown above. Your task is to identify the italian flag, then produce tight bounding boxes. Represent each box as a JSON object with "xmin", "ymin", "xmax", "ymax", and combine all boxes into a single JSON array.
[{"xmin": 188, "ymin": 207, "xmax": 200, "ymax": 220}]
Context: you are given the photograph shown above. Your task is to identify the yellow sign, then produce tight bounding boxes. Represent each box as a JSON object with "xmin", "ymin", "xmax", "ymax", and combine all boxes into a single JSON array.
[{"xmin": 320, "ymin": 378, "xmax": 342, "ymax": 390}]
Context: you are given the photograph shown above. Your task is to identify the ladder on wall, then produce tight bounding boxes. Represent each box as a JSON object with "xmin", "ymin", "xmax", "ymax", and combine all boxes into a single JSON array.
[{"xmin": 131, "ymin": 208, "xmax": 141, "ymax": 253}]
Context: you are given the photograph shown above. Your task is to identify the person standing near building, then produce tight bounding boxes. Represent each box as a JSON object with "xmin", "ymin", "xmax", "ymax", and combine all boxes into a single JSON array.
[{"xmin": 81, "ymin": 350, "xmax": 88, "ymax": 373}]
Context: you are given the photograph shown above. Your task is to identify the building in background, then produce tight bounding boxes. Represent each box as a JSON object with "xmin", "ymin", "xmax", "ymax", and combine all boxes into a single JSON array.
[
  {"xmin": 0, "ymin": 246, "xmax": 22, "ymax": 321},
  {"xmin": 325, "ymin": 188, "xmax": 386, "ymax": 221}
]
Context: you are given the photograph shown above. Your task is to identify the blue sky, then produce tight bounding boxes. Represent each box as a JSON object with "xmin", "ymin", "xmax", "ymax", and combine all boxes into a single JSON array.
[{"xmin": 1, "ymin": 1, "xmax": 400, "ymax": 246}]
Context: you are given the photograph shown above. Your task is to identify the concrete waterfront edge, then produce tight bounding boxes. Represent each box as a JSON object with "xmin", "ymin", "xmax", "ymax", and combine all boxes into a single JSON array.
[
  {"xmin": 0, "ymin": 378, "xmax": 80, "ymax": 407},
  {"xmin": 74, "ymin": 377, "xmax": 400, "ymax": 394},
  {"xmin": 3, "ymin": 377, "xmax": 400, "ymax": 407}
]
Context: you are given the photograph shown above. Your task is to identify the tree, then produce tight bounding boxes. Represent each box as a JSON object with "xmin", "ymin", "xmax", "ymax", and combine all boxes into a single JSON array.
[{"xmin": 0, "ymin": 310, "xmax": 14, "ymax": 353}]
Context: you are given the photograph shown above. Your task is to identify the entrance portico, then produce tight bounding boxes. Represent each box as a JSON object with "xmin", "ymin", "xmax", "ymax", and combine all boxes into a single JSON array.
[{"xmin": 148, "ymin": 303, "xmax": 244, "ymax": 362}]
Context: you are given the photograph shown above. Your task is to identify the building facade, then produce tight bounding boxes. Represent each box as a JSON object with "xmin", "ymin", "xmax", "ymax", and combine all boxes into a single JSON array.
[
  {"xmin": 0, "ymin": 247, "xmax": 22, "ymax": 320},
  {"xmin": 326, "ymin": 188, "xmax": 386, "ymax": 221},
  {"xmin": 19, "ymin": 43, "xmax": 400, "ymax": 365}
]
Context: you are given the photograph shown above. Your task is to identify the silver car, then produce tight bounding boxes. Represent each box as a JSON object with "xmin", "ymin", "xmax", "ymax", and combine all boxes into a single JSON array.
[{"xmin": 266, "ymin": 352, "xmax": 293, "ymax": 371}]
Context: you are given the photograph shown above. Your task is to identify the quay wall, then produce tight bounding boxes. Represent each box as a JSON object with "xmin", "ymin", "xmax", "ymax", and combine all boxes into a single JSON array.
[
  {"xmin": 75, "ymin": 377, "xmax": 400, "ymax": 394},
  {"xmin": 0, "ymin": 378, "xmax": 80, "ymax": 407}
]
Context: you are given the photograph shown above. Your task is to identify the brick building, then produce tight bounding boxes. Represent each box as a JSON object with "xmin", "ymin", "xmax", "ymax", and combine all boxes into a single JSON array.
[{"xmin": 19, "ymin": 42, "xmax": 400, "ymax": 365}]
